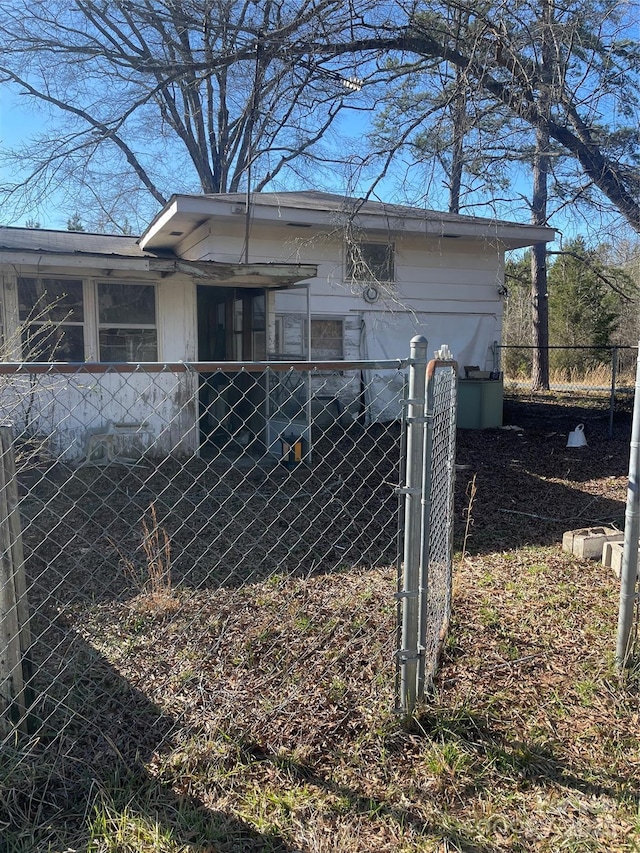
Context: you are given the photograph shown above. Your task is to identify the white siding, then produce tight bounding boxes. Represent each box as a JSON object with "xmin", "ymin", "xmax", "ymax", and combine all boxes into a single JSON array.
[
  {"xmin": 0, "ymin": 371, "xmax": 199, "ymax": 461},
  {"xmin": 189, "ymin": 221, "xmax": 505, "ymax": 369},
  {"xmin": 157, "ymin": 276, "xmax": 197, "ymax": 361}
]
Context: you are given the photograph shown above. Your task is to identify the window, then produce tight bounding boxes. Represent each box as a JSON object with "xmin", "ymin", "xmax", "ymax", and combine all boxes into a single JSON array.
[
  {"xmin": 273, "ymin": 315, "xmax": 344, "ymax": 360},
  {"xmin": 345, "ymin": 241, "xmax": 394, "ymax": 283},
  {"xmin": 13, "ymin": 278, "xmax": 159, "ymax": 362},
  {"xmin": 18, "ymin": 277, "xmax": 85, "ymax": 361},
  {"xmin": 98, "ymin": 283, "xmax": 157, "ymax": 361},
  {"xmin": 306, "ymin": 318, "xmax": 344, "ymax": 360}
]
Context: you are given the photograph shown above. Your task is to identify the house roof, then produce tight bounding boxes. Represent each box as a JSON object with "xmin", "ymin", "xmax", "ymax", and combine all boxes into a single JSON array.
[
  {"xmin": 0, "ymin": 226, "xmax": 316, "ymax": 288},
  {"xmin": 203, "ymin": 190, "xmax": 524, "ymax": 226},
  {"xmin": 0, "ymin": 226, "xmax": 155, "ymax": 258},
  {"xmin": 139, "ymin": 190, "xmax": 556, "ymax": 252}
]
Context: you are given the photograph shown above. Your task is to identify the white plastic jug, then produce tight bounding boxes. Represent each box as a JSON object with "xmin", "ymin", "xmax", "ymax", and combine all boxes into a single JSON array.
[{"xmin": 567, "ymin": 423, "xmax": 587, "ymax": 448}]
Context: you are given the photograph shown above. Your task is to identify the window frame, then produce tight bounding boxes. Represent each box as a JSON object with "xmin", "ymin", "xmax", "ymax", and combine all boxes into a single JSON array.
[
  {"xmin": 273, "ymin": 314, "xmax": 345, "ymax": 361},
  {"xmin": 345, "ymin": 240, "xmax": 395, "ymax": 284},
  {"xmin": 16, "ymin": 276, "xmax": 88, "ymax": 362},
  {"xmin": 96, "ymin": 280, "xmax": 158, "ymax": 362}
]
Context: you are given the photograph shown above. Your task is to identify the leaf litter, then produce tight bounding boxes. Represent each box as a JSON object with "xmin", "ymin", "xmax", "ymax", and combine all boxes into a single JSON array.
[{"xmin": 2, "ymin": 398, "xmax": 640, "ymax": 852}]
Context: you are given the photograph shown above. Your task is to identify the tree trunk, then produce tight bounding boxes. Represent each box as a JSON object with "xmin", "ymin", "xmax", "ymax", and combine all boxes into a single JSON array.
[
  {"xmin": 531, "ymin": 238, "xmax": 550, "ymax": 390},
  {"xmin": 530, "ymin": 0, "xmax": 553, "ymax": 391},
  {"xmin": 531, "ymin": 122, "xmax": 550, "ymax": 390},
  {"xmin": 447, "ymin": 9, "xmax": 468, "ymax": 215},
  {"xmin": 448, "ymin": 80, "xmax": 466, "ymax": 214}
]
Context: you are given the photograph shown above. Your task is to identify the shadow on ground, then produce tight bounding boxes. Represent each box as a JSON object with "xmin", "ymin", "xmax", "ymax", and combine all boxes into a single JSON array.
[
  {"xmin": 454, "ymin": 398, "xmax": 631, "ymax": 554},
  {"xmin": 1, "ymin": 636, "xmax": 294, "ymax": 853}
]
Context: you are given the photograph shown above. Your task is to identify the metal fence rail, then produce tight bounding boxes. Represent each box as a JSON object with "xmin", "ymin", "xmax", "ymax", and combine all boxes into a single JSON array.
[
  {"xmin": 499, "ymin": 344, "xmax": 636, "ymax": 401},
  {"xmin": 498, "ymin": 344, "xmax": 637, "ymax": 436},
  {"xmin": 0, "ymin": 343, "xmax": 457, "ymax": 849}
]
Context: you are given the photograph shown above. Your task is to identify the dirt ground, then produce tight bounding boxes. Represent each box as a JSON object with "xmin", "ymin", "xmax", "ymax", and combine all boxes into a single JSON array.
[
  {"xmin": 453, "ymin": 396, "xmax": 631, "ymax": 555},
  {"xmin": 3, "ymin": 394, "xmax": 639, "ymax": 853}
]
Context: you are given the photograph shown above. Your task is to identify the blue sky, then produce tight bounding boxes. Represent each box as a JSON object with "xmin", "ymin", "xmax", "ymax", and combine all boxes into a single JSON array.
[
  {"xmin": 0, "ymin": 79, "xmax": 623, "ymax": 252},
  {"xmin": 0, "ymin": 87, "xmax": 64, "ymax": 226},
  {"xmin": 0, "ymin": 0, "xmax": 637, "ymax": 254}
]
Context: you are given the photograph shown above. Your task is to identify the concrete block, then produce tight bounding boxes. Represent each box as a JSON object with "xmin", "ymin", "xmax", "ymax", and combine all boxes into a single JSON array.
[
  {"xmin": 602, "ymin": 540, "xmax": 640, "ymax": 580},
  {"xmin": 603, "ymin": 541, "xmax": 624, "ymax": 578},
  {"xmin": 562, "ymin": 526, "xmax": 623, "ymax": 560}
]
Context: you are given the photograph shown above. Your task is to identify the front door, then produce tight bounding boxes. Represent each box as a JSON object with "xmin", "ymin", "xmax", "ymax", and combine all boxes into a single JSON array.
[{"xmin": 197, "ymin": 287, "xmax": 266, "ymax": 452}]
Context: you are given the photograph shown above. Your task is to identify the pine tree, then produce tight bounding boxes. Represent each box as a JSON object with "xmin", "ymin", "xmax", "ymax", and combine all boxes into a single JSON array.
[
  {"xmin": 547, "ymin": 239, "xmax": 620, "ymax": 376},
  {"xmin": 503, "ymin": 252, "xmax": 533, "ymax": 377},
  {"xmin": 66, "ymin": 213, "xmax": 85, "ymax": 232}
]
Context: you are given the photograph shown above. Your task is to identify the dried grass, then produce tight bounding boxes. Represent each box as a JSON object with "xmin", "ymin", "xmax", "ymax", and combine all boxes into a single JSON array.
[
  {"xmin": 113, "ymin": 503, "xmax": 180, "ymax": 616},
  {"xmin": 2, "ymin": 400, "xmax": 639, "ymax": 852}
]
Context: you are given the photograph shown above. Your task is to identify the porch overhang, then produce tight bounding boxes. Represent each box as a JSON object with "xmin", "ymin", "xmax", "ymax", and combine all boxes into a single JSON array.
[
  {"xmin": 0, "ymin": 248, "xmax": 316, "ymax": 289},
  {"xmin": 151, "ymin": 258, "xmax": 317, "ymax": 288}
]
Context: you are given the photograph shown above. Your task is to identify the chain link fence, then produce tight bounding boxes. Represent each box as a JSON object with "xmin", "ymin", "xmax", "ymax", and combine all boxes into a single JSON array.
[
  {"xmin": 499, "ymin": 344, "xmax": 636, "ymax": 402},
  {"xmin": 498, "ymin": 345, "xmax": 637, "ymax": 435},
  {"xmin": 418, "ymin": 360, "xmax": 458, "ymax": 695},
  {"xmin": 0, "ymin": 342, "xmax": 457, "ymax": 850}
]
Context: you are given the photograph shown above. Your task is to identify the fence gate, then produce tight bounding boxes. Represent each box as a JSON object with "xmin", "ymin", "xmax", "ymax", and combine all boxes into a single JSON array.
[
  {"xmin": 0, "ymin": 338, "xmax": 459, "ymax": 848},
  {"xmin": 396, "ymin": 337, "xmax": 458, "ymax": 715}
]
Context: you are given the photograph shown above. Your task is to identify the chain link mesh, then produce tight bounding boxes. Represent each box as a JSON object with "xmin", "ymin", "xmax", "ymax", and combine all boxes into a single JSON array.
[
  {"xmin": 419, "ymin": 363, "xmax": 458, "ymax": 691},
  {"xmin": 499, "ymin": 344, "xmax": 636, "ymax": 415},
  {"xmin": 0, "ymin": 355, "xmax": 457, "ymax": 848}
]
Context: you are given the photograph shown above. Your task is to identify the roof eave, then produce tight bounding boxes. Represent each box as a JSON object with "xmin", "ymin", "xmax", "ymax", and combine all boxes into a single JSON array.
[
  {"xmin": 0, "ymin": 249, "xmax": 155, "ymax": 272},
  {"xmin": 140, "ymin": 193, "xmax": 557, "ymax": 251},
  {"xmin": 139, "ymin": 195, "xmax": 220, "ymax": 251}
]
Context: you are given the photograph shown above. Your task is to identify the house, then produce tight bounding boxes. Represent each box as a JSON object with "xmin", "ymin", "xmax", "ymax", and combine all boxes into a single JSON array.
[
  {"xmin": 139, "ymin": 190, "xmax": 555, "ymax": 423},
  {"xmin": 0, "ymin": 192, "xmax": 554, "ymax": 459},
  {"xmin": 0, "ymin": 226, "xmax": 316, "ymax": 459}
]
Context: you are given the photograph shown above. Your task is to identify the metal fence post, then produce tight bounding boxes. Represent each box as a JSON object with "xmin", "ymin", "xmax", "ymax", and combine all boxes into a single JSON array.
[
  {"xmin": 398, "ymin": 336, "xmax": 428, "ymax": 715},
  {"xmin": 609, "ymin": 346, "xmax": 618, "ymax": 440},
  {"xmin": 616, "ymin": 342, "xmax": 640, "ymax": 669}
]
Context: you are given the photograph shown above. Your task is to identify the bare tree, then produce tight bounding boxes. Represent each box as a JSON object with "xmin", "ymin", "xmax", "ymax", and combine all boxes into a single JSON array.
[
  {"xmin": 314, "ymin": 0, "xmax": 639, "ymax": 387},
  {"xmin": 315, "ymin": 0, "xmax": 640, "ymax": 234},
  {"xmin": 0, "ymin": 0, "xmax": 368, "ymax": 229},
  {"xmin": 1, "ymin": 0, "xmax": 638, "ymax": 245}
]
